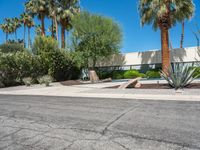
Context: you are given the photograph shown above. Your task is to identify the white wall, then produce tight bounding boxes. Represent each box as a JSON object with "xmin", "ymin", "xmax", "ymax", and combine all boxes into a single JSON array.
[{"xmin": 95, "ymin": 47, "xmax": 200, "ymax": 67}]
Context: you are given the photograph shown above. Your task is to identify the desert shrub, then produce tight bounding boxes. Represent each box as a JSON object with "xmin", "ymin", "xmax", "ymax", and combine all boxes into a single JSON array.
[
  {"xmin": 33, "ymin": 36, "xmax": 81, "ymax": 81},
  {"xmin": 146, "ymin": 70, "xmax": 161, "ymax": 79},
  {"xmin": 0, "ymin": 43, "xmax": 25, "ymax": 53},
  {"xmin": 14, "ymin": 51, "xmax": 42, "ymax": 80},
  {"xmin": 0, "ymin": 51, "xmax": 40, "ymax": 87},
  {"xmin": 37, "ymin": 75, "xmax": 53, "ymax": 87},
  {"xmin": 98, "ymin": 71, "xmax": 110, "ymax": 79},
  {"xmin": 124, "ymin": 70, "xmax": 142, "ymax": 79},
  {"xmin": 32, "ymin": 36, "xmax": 58, "ymax": 55},
  {"xmin": 0, "ymin": 52, "xmax": 19, "ymax": 87},
  {"xmin": 22, "ymin": 77, "xmax": 33, "ymax": 86},
  {"xmin": 112, "ymin": 71, "xmax": 125, "ymax": 79}
]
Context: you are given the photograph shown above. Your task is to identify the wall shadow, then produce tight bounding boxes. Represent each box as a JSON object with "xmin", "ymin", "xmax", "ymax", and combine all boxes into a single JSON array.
[
  {"xmin": 95, "ymin": 54, "xmax": 126, "ymax": 67},
  {"xmin": 138, "ymin": 48, "xmax": 187, "ymax": 72}
]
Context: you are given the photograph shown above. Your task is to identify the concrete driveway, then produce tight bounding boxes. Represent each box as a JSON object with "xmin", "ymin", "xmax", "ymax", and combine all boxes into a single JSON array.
[{"xmin": 0, "ymin": 95, "xmax": 200, "ymax": 150}]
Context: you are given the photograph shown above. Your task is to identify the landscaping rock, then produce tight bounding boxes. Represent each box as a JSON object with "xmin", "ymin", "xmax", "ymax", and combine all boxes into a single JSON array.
[{"xmin": 118, "ymin": 77, "xmax": 141, "ymax": 89}]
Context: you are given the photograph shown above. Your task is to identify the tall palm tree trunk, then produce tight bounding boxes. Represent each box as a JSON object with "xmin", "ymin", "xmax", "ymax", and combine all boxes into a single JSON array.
[
  {"xmin": 28, "ymin": 27, "xmax": 31, "ymax": 49},
  {"xmin": 6, "ymin": 33, "xmax": 8, "ymax": 43},
  {"xmin": 15, "ymin": 31, "xmax": 17, "ymax": 41},
  {"xmin": 51, "ymin": 20, "xmax": 55, "ymax": 39},
  {"xmin": 161, "ymin": 27, "xmax": 170, "ymax": 73},
  {"xmin": 23, "ymin": 24, "xmax": 26, "ymax": 48},
  {"xmin": 54, "ymin": 16, "xmax": 59, "ymax": 41},
  {"xmin": 180, "ymin": 21, "xmax": 185, "ymax": 48},
  {"xmin": 41, "ymin": 14, "xmax": 45, "ymax": 36},
  {"xmin": 61, "ymin": 23, "xmax": 65, "ymax": 49}
]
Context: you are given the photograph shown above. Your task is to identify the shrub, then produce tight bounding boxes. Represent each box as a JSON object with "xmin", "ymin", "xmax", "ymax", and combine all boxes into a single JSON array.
[
  {"xmin": 32, "ymin": 36, "xmax": 58, "ymax": 55},
  {"xmin": 0, "ymin": 51, "xmax": 41, "ymax": 87},
  {"xmin": 160, "ymin": 64, "xmax": 198, "ymax": 90},
  {"xmin": 0, "ymin": 43, "xmax": 25, "ymax": 53},
  {"xmin": 22, "ymin": 77, "xmax": 33, "ymax": 86},
  {"xmin": 0, "ymin": 52, "xmax": 19, "ymax": 87},
  {"xmin": 113, "ymin": 71, "xmax": 124, "ymax": 79},
  {"xmin": 37, "ymin": 75, "xmax": 53, "ymax": 87},
  {"xmin": 124, "ymin": 70, "xmax": 142, "ymax": 79},
  {"xmin": 146, "ymin": 70, "xmax": 161, "ymax": 79},
  {"xmin": 33, "ymin": 36, "xmax": 81, "ymax": 81}
]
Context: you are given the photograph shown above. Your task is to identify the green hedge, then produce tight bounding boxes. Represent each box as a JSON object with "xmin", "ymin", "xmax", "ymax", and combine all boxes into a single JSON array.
[
  {"xmin": 146, "ymin": 70, "xmax": 161, "ymax": 79},
  {"xmin": 98, "ymin": 70, "xmax": 146, "ymax": 79},
  {"xmin": 124, "ymin": 70, "xmax": 145, "ymax": 79}
]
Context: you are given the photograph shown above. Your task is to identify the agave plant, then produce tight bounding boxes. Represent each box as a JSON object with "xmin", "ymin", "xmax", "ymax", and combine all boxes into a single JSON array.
[
  {"xmin": 22, "ymin": 77, "xmax": 33, "ymax": 87},
  {"xmin": 37, "ymin": 75, "xmax": 53, "ymax": 87},
  {"xmin": 160, "ymin": 63, "xmax": 198, "ymax": 90}
]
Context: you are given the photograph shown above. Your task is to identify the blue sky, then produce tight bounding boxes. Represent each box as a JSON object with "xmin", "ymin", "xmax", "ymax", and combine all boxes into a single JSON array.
[{"xmin": 0, "ymin": 0, "xmax": 199, "ymax": 53}]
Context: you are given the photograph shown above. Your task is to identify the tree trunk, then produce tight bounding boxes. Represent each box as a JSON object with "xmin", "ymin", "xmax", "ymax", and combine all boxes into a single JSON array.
[
  {"xmin": 180, "ymin": 21, "xmax": 185, "ymax": 49},
  {"xmin": 6, "ymin": 33, "xmax": 8, "ymax": 43},
  {"xmin": 92, "ymin": 57, "xmax": 97, "ymax": 69},
  {"xmin": 89, "ymin": 70, "xmax": 99, "ymax": 83},
  {"xmin": 23, "ymin": 24, "xmax": 26, "ymax": 48},
  {"xmin": 61, "ymin": 23, "xmax": 65, "ymax": 49},
  {"xmin": 41, "ymin": 14, "xmax": 45, "ymax": 36},
  {"xmin": 51, "ymin": 19, "xmax": 55, "ymax": 39},
  {"xmin": 54, "ymin": 16, "xmax": 59, "ymax": 41},
  {"xmin": 28, "ymin": 27, "xmax": 31, "ymax": 49},
  {"xmin": 161, "ymin": 27, "xmax": 170, "ymax": 73},
  {"xmin": 15, "ymin": 31, "xmax": 17, "ymax": 42}
]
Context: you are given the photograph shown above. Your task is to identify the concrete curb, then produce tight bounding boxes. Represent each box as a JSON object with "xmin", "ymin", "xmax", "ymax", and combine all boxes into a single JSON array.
[{"xmin": 0, "ymin": 92, "xmax": 199, "ymax": 102}]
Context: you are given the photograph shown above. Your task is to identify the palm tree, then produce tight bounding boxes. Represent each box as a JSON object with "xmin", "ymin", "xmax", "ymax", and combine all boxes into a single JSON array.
[
  {"xmin": 180, "ymin": 20, "xmax": 185, "ymax": 48},
  {"xmin": 27, "ymin": 18, "xmax": 34, "ymax": 49},
  {"xmin": 47, "ymin": 0, "xmax": 59, "ymax": 41},
  {"xmin": 20, "ymin": 13, "xmax": 33, "ymax": 47},
  {"xmin": 48, "ymin": 24, "xmax": 56, "ymax": 39},
  {"xmin": 139, "ymin": 0, "xmax": 194, "ymax": 72},
  {"xmin": 56, "ymin": 0, "xmax": 80, "ymax": 48},
  {"xmin": 12, "ymin": 17, "xmax": 21, "ymax": 41},
  {"xmin": 25, "ymin": 0, "xmax": 48, "ymax": 36},
  {"xmin": 35, "ymin": 25, "xmax": 42, "ymax": 36},
  {"xmin": 0, "ymin": 18, "xmax": 14, "ymax": 42},
  {"xmin": 0, "ymin": 23, "xmax": 9, "ymax": 43}
]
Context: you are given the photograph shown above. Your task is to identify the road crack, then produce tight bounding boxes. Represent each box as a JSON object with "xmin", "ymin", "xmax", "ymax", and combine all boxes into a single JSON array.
[{"xmin": 102, "ymin": 104, "xmax": 140, "ymax": 135}]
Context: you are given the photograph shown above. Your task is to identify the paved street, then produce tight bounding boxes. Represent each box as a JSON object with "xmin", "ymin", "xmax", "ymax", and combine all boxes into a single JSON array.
[{"xmin": 0, "ymin": 95, "xmax": 200, "ymax": 150}]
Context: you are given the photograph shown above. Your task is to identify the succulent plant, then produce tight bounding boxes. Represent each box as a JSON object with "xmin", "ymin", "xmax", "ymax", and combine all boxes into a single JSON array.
[
  {"xmin": 160, "ymin": 63, "xmax": 198, "ymax": 90},
  {"xmin": 22, "ymin": 77, "xmax": 33, "ymax": 87},
  {"xmin": 37, "ymin": 75, "xmax": 53, "ymax": 87}
]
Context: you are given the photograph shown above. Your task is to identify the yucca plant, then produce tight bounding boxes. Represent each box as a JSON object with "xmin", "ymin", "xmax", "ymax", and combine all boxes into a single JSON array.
[{"xmin": 160, "ymin": 63, "xmax": 198, "ymax": 90}]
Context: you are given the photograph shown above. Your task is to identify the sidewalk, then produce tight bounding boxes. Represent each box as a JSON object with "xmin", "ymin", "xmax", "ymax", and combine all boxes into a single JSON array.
[{"xmin": 0, "ymin": 80, "xmax": 200, "ymax": 101}]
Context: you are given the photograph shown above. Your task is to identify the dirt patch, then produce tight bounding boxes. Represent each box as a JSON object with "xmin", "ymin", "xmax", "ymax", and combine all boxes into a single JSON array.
[{"xmin": 107, "ymin": 83, "xmax": 200, "ymax": 89}]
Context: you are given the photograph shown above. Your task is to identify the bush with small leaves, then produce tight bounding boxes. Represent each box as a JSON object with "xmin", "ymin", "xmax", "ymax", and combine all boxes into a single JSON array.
[
  {"xmin": 124, "ymin": 70, "xmax": 143, "ymax": 79},
  {"xmin": 146, "ymin": 70, "xmax": 161, "ymax": 79}
]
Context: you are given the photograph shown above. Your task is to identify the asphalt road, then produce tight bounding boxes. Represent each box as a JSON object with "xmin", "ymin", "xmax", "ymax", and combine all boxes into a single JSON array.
[{"xmin": 0, "ymin": 95, "xmax": 200, "ymax": 150}]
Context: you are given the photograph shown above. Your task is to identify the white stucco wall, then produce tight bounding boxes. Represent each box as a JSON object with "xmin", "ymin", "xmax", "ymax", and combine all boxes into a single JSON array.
[{"xmin": 95, "ymin": 47, "xmax": 200, "ymax": 67}]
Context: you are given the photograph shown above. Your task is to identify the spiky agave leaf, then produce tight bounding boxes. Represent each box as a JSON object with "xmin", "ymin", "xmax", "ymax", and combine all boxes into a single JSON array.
[{"xmin": 160, "ymin": 63, "xmax": 198, "ymax": 90}]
